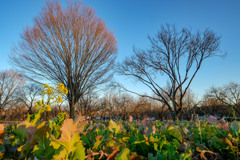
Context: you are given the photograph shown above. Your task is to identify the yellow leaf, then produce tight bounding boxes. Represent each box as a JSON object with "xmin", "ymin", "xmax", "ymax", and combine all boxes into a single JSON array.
[
  {"xmin": 37, "ymin": 121, "xmax": 46, "ymax": 129},
  {"xmin": 196, "ymin": 147, "xmax": 202, "ymax": 152},
  {"xmin": 0, "ymin": 152, "xmax": 4, "ymax": 157},
  {"xmin": 46, "ymin": 105, "xmax": 51, "ymax": 111},
  {"xmin": 122, "ymin": 137, "xmax": 129, "ymax": 141},
  {"xmin": 33, "ymin": 145, "xmax": 39, "ymax": 152},
  {"xmin": 18, "ymin": 146, "xmax": 23, "ymax": 152},
  {"xmin": 225, "ymin": 138, "xmax": 237, "ymax": 149}
]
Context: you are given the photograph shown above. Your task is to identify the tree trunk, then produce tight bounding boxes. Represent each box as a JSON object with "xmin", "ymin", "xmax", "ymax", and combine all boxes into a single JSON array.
[
  {"xmin": 28, "ymin": 107, "xmax": 33, "ymax": 115},
  {"xmin": 69, "ymin": 102, "xmax": 75, "ymax": 119}
]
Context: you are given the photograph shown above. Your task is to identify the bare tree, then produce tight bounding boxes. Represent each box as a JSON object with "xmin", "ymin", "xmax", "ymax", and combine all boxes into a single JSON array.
[
  {"xmin": 205, "ymin": 82, "xmax": 240, "ymax": 115},
  {"xmin": 208, "ymin": 82, "xmax": 240, "ymax": 106},
  {"xmin": 76, "ymin": 92, "xmax": 100, "ymax": 116},
  {"xmin": 15, "ymin": 83, "xmax": 42, "ymax": 114},
  {"xmin": 101, "ymin": 91, "xmax": 119, "ymax": 118},
  {"xmin": 181, "ymin": 89, "xmax": 200, "ymax": 120},
  {"xmin": 117, "ymin": 24, "xmax": 221, "ymax": 121},
  {"xmin": 10, "ymin": 1, "xmax": 117, "ymax": 118},
  {"xmin": 114, "ymin": 93, "xmax": 134, "ymax": 120},
  {"xmin": 0, "ymin": 70, "xmax": 25, "ymax": 111},
  {"xmin": 149, "ymin": 97, "xmax": 168, "ymax": 120}
]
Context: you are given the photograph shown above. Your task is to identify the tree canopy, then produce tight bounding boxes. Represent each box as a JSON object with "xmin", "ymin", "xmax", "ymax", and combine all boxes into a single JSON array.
[
  {"xmin": 10, "ymin": 1, "xmax": 117, "ymax": 118},
  {"xmin": 117, "ymin": 24, "xmax": 221, "ymax": 120}
]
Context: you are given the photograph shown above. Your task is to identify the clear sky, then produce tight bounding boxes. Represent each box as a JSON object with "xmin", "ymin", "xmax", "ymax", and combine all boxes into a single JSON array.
[{"xmin": 1, "ymin": 0, "xmax": 240, "ymax": 99}]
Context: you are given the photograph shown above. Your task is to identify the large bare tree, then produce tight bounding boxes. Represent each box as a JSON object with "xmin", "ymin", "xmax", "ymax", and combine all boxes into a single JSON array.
[
  {"xmin": 117, "ymin": 24, "xmax": 221, "ymax": 121},
  {"xmin": 10, "ymin": 1, "xmax": 117, "ymax": 118},
  {"xmin": 0, "ymin": 70, "xmax": 25, "ymax": 111}
]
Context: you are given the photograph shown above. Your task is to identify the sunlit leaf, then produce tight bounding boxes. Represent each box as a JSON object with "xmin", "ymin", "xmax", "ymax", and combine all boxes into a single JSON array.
[
  {"xmin": 72, "ymin": 142, "xmax": 85, "ymax": 160},
  {"xmin": 92, "ymin": 136, "xmax": 102, "ymax": 150},
  {"xmin": 52, "ymin": 118, "xmax": 85, "ymax": 159},
  {"xmin": 115, "ymin": 148, "xmax": 130, "ymax": 160},
  {"xmin": 0, "ymin": 124, "xmax": 4, "ymax": 139},
  {"xmin": 109, "ymin": 119, "xmax": 120, "ymax": 134},
  {"xmin": 167, "ymin": 126, "xmax": 182, "ymax": 142}
]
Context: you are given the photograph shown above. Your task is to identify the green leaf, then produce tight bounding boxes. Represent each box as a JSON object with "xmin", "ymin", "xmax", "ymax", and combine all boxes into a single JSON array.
[
  {"xmin": 148, "ymin": 152, "xmax": 165, "ymax": 160},
  {"xmin": 107, "ymin": 139, "xmax": 115, "ymax": 148},
  {"xmin": 52, "ymin": 118, "xmax": 85, "ymax": 159},
  {"xmin": 33, "ymin": 126, "xmax": 56, "ymax": 160},
  {"xmin": 17, "ymin": 127, "xmax": 38, "ymax": 159},
  {"xmin": 172, "ymin": 139, "xmax": 180, "ymax": 150},
  {"xmin": 14, "ymin": 125, "xmax": 27, "ymax": 144},
  {"xmin": 31, "ymin": 111, "xmax": 41, "ymax": 125},
  {"xmin": 33, "ymin": 138, "xmax": 56, "ymax": 160},
  {"xmin": 148, "ymin": 153, "xmax": 157, "ymax": 160},
  {"xmin": 154, "ymin": 143, "xmax": 159, "ymax": 152},
  {"xmin": 230, "ymin": 121, "xmax": 240, "ymax": 134},
  {"xmin": 0, "ymin": 141, "xmax": 5, "ymax": 153},
  {"xmin": 72, "ymin": 142, "xmax": 85, "ymax": 160},
  {"xmin": 150, "ymin": 135, "xmax": 159, "ymax": 143},
  {"xmin": 167, "ymin": 126, "xmax": 182, "ymax": 142},
  {"xmin": 108, "ymin": 120, "xmax": 120, "ymax": 134},
  {"xmin": 115, "ymin": 148, "xmax": 130, "ymax": 160},
  {"xmin": 180, "ymin": 145, "xmax": 192, "ymax": 160},
  {"xmin": 167, "ymin": 144, "xmax": 176, "ymax": 160},
  {"xmin": 92, "ymin": 135, "xmax": 102, "ymax": 150},
  {"xmin": 53, "ymin": 149, "xmax": 66, "ymax": 160}
]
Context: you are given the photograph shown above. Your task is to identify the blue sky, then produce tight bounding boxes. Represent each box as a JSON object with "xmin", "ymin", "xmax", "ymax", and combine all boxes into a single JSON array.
[{"xmin": 1, "ymin": 0, "xmax": 240, "ymax": 98}]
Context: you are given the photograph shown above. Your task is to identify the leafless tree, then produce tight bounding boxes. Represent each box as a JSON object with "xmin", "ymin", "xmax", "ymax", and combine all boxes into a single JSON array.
[
  {"xmin": 76, "ymin": 92, "xmax": 100, "ymax": 116},
  {"xmin": 117, "ymin": 24, "xmax": 221, "ymax": 121},
  {"xmin": 101, "ymin": 91, "xmax": 119, "ymax": 117},
  {"xmin": 0, "ymin": 70, "xmax": 25, "ymax": 111},
  {"xmin": 180, "ymin": 89, "xmax": 200, "ymax": 120},
  {"xmin": 10, "ymin": 1, "xmax": 117, "ymax": 118},
  {"xmin": 209, "ymin": 82, "xmax": 240, "ymax": 106},
  {"xmin": 115, "ymin": 93, "xmax": 134, "ymax": 120},
  {"xmin": 149, "ymin": 97, "xmax": 168, "ymax": 120},
  {"xmin": 15, "ymin": 83, "xmax": 42, "ymax": 114},
  {"xmin": 205, "ymin": 82, "xmax": 240, "ymax": 115}
]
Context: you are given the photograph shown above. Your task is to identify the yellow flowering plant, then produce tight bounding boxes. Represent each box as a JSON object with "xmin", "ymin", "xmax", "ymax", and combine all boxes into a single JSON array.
[{"xmin": 26, "ymin": 83, "xmax": 68, "ymax": 125}]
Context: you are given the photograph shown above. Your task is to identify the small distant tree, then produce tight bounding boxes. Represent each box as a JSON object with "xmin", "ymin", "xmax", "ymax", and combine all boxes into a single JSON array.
[
  {"xmin": 115, "ymin": 93, "xmax": 134, "ymax": 120},
  {"xmin": 76, "ymin": 92, "xmax": 99, "ymax": 116},
  {"xmin": 207, "ymin": 82, "xmax": 240, "ymax": 106},
  {"xmin": 117, "ymin": 24, "xmax": 221, "ymax": 121},
  {"xmin": 0, "ymin": 70, "xmax": 25, "ymax": 111},
  {"xmin": 10, "ymin": 1, "xmax": 117, "ymax": 119},
  {"xmin": 15, "ymin": 83, "xmax": 42, "ymax": 114},
  {"xmin": 205, "ymin": 82, "xmax": 240, "ymax": 116},
  {"xmin": 101, "ymin": 91, "xmax": 119, "ymax": 117},
  {"xmin": 181, "ymin": 89, "xmax": 199, "ymax": 120}
]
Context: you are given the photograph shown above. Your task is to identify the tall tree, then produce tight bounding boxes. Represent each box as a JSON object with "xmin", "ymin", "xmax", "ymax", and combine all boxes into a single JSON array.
[
  {"xmin": 117, "ymin": 24, "xmax": 221, "ymax": 121},
  {"xmin": 0, "ymin": 70, "xmax": 25, "ymax": 111},
  {"xmin": 10, "ymin": 1, "xmax": 117, "ymax": 118}
]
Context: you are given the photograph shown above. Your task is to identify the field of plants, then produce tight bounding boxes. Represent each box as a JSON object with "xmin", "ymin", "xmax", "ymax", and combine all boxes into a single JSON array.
[
  {"xmin": 0, "ymin": 84, "xmax": 240, "ymax": 160},
  {"xmin": 1, "ymin": 113, "xmax": 240, "ymax": 160}
]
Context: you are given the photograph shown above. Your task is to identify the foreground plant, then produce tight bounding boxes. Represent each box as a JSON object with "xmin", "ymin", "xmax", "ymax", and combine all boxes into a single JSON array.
[{"xmin": 0, "ymin": 84, "xmax": 240, "ymax": 159}]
